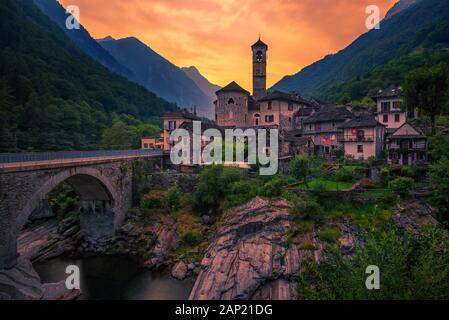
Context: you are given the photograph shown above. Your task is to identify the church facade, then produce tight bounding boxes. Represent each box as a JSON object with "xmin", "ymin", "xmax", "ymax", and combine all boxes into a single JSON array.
[{"xmin": 214, "ymin": 38, "xmax": 313, "ymax": 130}]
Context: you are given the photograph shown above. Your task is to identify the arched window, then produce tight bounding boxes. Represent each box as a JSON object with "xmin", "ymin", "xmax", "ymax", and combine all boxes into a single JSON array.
[{"xmin": 228, "ymin": 98, "xmax": 235, "ymax": 105}]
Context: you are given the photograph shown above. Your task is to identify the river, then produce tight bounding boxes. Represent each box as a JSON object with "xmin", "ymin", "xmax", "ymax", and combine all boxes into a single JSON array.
[{"xmin": 34, "ymin": 255, "xmax": 195, "ymax": 300}]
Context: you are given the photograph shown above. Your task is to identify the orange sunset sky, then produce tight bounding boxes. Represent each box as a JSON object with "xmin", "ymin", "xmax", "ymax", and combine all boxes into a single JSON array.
[{"xmin": 59, "ymin": 0, "xmax": 398, "ymax": 90}]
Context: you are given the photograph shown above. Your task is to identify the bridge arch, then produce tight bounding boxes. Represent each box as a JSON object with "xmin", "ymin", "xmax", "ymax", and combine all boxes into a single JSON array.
[{"xmin": 17, "ymin": 167, "xmax": 119, "ymax": 235}]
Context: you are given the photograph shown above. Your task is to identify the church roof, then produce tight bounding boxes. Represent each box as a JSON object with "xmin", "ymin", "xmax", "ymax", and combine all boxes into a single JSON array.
[
  {"xmin": 216, "ymin": 81, "xmax": 250, "ymax": 95},
  {"xmin": 251, "ymin": 37, "xmax": 268, "ymax": 49}
]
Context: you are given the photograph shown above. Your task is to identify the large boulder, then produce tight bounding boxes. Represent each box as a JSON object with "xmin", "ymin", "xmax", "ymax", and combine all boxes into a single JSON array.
[
  {"xmin": 189, "ymin": 197, "xmax": 299, "ymax": 300},
  {"xmin": 171, "ymin": 261, "xmax": 188, "ymax": 280}
]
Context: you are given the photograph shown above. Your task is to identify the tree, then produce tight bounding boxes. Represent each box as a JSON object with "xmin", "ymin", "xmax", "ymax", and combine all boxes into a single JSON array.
[
  {"xmin": 428, "ymin": 133, "xmax": 449, "ymax": 161},
  {"xmin": 404, "ymin": 64, "xmax": 449, "ymax": 135},
  {"xmin": 297, "ymin": 226, "xmax": 449, "ymax": 299},
  {"xmin": 389, "ymin": 177, "xmax": 415, "ymax": 198},
  {"xmin": 290, "ymin": 155, "xmax": 312, "ymax": 187},
  {"xmin": 101, "ymin": 120, "xmax": 138, "ymax": 150},
  {"xmin": 429, "ymin": 156, "xmax": 449, "ymax": 222}
]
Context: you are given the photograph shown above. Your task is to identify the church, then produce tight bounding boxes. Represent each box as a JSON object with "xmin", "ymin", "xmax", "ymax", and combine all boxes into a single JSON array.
[{"xmin": 214, "ymin": 38, "xmax": 315, "ymax": 130}]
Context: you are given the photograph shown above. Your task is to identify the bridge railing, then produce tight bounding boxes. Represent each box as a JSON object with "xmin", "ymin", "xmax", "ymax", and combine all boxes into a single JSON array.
[{"xmin": 0, "ymin": 149, "xmax": 163, "ymax": 164}]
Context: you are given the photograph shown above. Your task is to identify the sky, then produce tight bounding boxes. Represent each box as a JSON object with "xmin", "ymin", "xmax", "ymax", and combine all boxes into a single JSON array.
[{"xmin": 59, "ymin": 0, "xmax": 398, "ymax": 90}]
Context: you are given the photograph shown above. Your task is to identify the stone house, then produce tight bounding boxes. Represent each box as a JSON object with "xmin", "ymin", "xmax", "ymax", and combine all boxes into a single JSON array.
[
  {"xmin": 339, "ymin": 112, "xmax": 385, "ymax": 160},
  {"xmin": 162, "ymin": 110, "xmax": 200, "ymax": 151},
  {"xmin": 386, "ymin": 122, "xmax": 428, "ymax": 165},
  {"xmin": 302, "ymin": 105, "xmax": 354, "ymax": 157},
  {"xmin": 373, "ymin": 85, "xmax": 417, "ymax": 131}
]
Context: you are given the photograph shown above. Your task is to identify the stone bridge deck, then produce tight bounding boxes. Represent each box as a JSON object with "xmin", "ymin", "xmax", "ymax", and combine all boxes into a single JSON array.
[{"xmin": 0, "ymin": 150, "xmax": 163, "ymax": 172}]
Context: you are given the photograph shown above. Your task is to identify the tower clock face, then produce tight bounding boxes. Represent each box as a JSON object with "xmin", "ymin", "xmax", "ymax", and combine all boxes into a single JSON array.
[{"xmin": 256, "ymin": 50, "xmax": 263, "ymax": 63}]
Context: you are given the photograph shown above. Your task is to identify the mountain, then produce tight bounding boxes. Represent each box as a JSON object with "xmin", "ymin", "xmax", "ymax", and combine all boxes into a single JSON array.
[
  {"xmin": 181, "ymin": 66, "xmax": 221, "ymax": 101},
  {"xmin": 271, "ymin": 0, "xmax": 449, "ymax": 99},
  {"xmin": 98, "ymin": 37, "xmax": 215, "ymax": 119},
  {"xmin": 32, "ymin": 0, "xmax": 133, "ymax": 79},
  {"xmin": 384, "ymin": 0, "xmax": 417, "ymax": 20},
  {"xmin": 0, "ymin": 0, "xmax": 175, "ymax": 152}
]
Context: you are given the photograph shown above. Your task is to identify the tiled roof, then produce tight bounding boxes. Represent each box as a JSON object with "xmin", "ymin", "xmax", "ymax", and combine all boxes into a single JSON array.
[
  {"xmin": 258, "ymin": 90, "xmax": 299, "ymax": 103},
  {"xmin": 179, "ymin": 121, "xmax": 224, "ymax": 133},
  {"xmin": 339, "ymin": 112, "xmax": 383, "ymax": 129},
  {"xmin": 164, "ymin": 111, "xmax": 201, "ymax": 120},
  {"xmin": 372, "ymin": 85, "xmax": 402, "ymax": 100},
  {"xmin": 303, "ymin": 105, "xmax": 354, "ymax": 124},
  {"xmin": 216, "ymin": 81, "xmax": 250, "ymax": 95}
]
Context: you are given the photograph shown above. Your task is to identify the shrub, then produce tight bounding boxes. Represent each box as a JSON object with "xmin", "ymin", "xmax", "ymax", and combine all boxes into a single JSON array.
[
  {"xmin": 164, "ymin": 187, "xmax": 182, "ymax": 211},
  {"xmin": 298, "ymin": 226, "xmax": 449, "ymax": 299},
  {"xmin": 182, "ymin": 231, "xmax": 200, "ymax": 246},
  {"xmin": 226, "ymin": 179, "xmax": 261, "ymax": 208},
  {"xmin": 290, "ymin": 154, "xmax": 312, "ymax": 182},
  {"xmin": 430, "ymin": 157, "xmax": 449, "ymax": 221},
  {"xmin": 141, "ymin": 190, "xmax": 166, "ymax": 210},
  {"xmin": 310, "ymin": 182, "xmax": 329, "ymax": 200},
  {"xmin": 193, "ymin": 165, "xmax": 246, "ymax": 214},
  {"xmin": 319, "ymin": 227, "xmax": 341, "ymax": 243},
  {"xmin": 299, "ymin": 239, "xmax": 317, "ymax": 251},
  {"xmin": 261, "ymin": 178, "xmax": 283, "ymax": 198},
  {"xmin": 292, "ymin": 193, "xmax": 323, "ymax": 221},
  {"xmin": 389, "ymin": 177, "xmax": 415, "ymax": 198},
  {"xmin": 380, "ymin": 167, "xmax": 390, "ymax": 186},
  {"xmin": 334, "ymin": 167, "xmax": 355, "ymax": 183}
]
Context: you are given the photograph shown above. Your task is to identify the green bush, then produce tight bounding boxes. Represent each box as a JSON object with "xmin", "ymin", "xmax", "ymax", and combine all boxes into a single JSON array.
[
  {"xmin": 334, "ymin": 167, "xmax": 356, "ymax": 183},
  {"xmin": 310, "ymin": 182, "xmax": 329, "ymax": 200},
  {"xmin": 182, "ymin": 231, "xmax": 200, "ymax": 246},
  {"xmin": 141, "ymin": 190, "xmax": 165, "ymax": 210},
  {"xmin": 319, "ymin": 227, "xmax": 341, "ymax": 243},
  {"xmin": 389, "ymin": 177, "xmax": 415, "ymax": 198},
  {"xmin": 292, "ymin": 193, "xmax": 323, "ymax": 221},
  {"xmin": 298, "ymin": 226, "xmax": 449, "ymax": 299},
  {"xmin": 193, "ymin": 165, "xmax": 246, "ymax": 214},
  {"xmin": 380, "ymin": 167, "xmax": 391, "ymax": 186},
  {"xmin": 164, "ymin": 187, "xmax": 182, "ymax": 211},
  {"xmin": 226, "ymin": 179, "xmax": 261, "ymax": 208},
  {"xmin": 261, "ymin": 178, "xmax": 283, "ymax": 198},
  {"xmin": 430, "ymin": 157, "xmax": 449, "ymax": 221}
]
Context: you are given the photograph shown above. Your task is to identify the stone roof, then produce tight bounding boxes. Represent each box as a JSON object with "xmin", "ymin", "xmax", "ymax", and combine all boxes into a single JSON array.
[
  {"xmin": 372, "ymin": 85, "xmax": 402, "ymax": 100},
  {"xmin": 179, "ymin": 121, "xmax": 224, "ymax": 133},
  {"xmin": 216, "ymin": 81, "xmax": 250, "ymax": 95},
  {"xmin": 339, "ymin": 112, "xmax": 384, "ymax": 129},
  {"xmin": 251, "ymin": 37, "xmax": 268, "ymax": 49},
  {"xmin": 303, "ymin": 105, "xmax": 354, "ymax": 124},
  {"xmin": 164, "ymin": 110, "xmax": 200, "ymax": 120},
  {"xmin": 258, "ymin": 90, "xmax": 298, "ymax": 103}
]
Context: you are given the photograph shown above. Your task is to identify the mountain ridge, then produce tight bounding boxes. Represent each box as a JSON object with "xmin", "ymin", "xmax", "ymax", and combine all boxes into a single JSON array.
[
  {"xmin": 98, "ymin": 36, "xmax": 214, "ymax": 118},
  {"xmin": 181, "ymin": 66, "xmax": 221, "ymax": 101},
  {"xmin": 271, "ymin": 0, "xmax": 448, "ymax": 99}
]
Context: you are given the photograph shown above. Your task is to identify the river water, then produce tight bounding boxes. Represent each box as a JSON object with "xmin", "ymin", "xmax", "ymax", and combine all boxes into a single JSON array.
[{"xmin": 34, "ymin": 255, "xmax": 195, "ymax": 300}]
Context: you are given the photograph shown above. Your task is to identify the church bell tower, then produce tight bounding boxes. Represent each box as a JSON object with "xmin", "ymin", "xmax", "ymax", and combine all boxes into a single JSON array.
[{"xmin": 252, "ymin": 37, "xmax": 268, "ymax": 101}]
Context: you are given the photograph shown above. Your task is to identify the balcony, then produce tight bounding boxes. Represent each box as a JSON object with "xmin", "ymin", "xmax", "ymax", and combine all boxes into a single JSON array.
[{"xmin": 341, "ymin": 134, "xmax": 375, "ymax": 143}]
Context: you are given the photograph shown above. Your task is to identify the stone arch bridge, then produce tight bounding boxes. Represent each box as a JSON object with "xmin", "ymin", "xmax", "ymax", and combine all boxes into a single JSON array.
[{"xmin": 0, "ymin": 150, "xmax": 163, "ymax": 269}]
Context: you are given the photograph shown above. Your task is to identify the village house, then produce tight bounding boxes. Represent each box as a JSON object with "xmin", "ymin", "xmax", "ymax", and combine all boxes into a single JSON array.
[
  {"xmin": 386, "ymin": 122, "xmax": 428, "ymax": 165},
  {"xmin": 161, "ymin": 110, "xmax": 201, "ymax": 152},
  {"xmin": 372, "ymin": 85, "xmax": 418, "ymax": 131},
  {"xmin": 141, "ymin": 136, "xmax": 163, "ymax": 150},
  {"xmin": 301, "ymin": 105, "xmax": 354, "ymax": 157},
  {"xmin": 339, "ymin": 112, "xmax": 385, "ymax": 160}
]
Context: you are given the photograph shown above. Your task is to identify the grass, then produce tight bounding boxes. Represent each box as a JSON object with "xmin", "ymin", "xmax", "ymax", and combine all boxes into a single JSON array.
[
  {"xmin": 297, "ymin": 179, "xmax": 354, "ymax": 191},
  {"xmin": 319, "ymin": 227, "xmax": 341, "ymax": 243}
]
